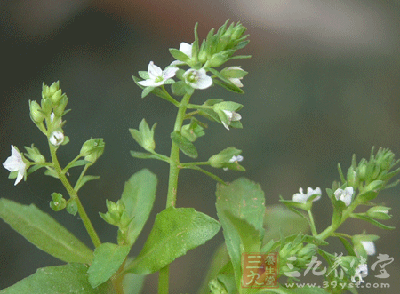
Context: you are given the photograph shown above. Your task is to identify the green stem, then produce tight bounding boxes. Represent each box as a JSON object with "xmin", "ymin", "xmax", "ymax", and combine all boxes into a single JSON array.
[
  {"xmin": 165, "ymin": 93, "xmax": 192, "ymax": 208},
  {"xmin": 307, "ymin": 210, "xmax": 317, "ymax": 236},
  {"xmin": 316, "ymin": 200, "xmax": 359, "ymax": 241},
  {"xmin": 158, "ymin": 93, "xmax": 192, "ymax": 294},
  {"xmin": 158, "ymin": 266, "xmax": 170, "ymax": 294},
  {"xmin": 49, "ymin": 144, "xmax": 101, "ymax": 248}
]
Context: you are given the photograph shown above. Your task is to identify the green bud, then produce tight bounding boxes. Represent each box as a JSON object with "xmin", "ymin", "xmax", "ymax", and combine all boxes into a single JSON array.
[
  {"xmin": 347, "ymin": 167, "xmax": 357, "ymax": 187},
  {"xmin": 129, "ymin": 119, "xmax": 156, "ymax": 152},
  {"xmin": 24, "ymin": 144, "xmax": 45, "ymax": 163},
  {"xmin": 53, "ymin": 94, "xmax": 68, "ymax": 117},
  {"xmin": 50, "ymin": 193, "xmax": 67, "ymax": 211},
  {"xmin": 181, "ymin": 120, "xmax": 205, "ymax": 142},
  {"xmin": 297, "ymin": 244, "xmax": 317, "ymax": 259},
  {"xmin": 364, "ymin": 180, "xmax": 383, "ymax": 192},
  {"xmin": 220, "ymin": 67, "xmax": 248, "ymax": 79},
  {"xmin": 366, "ymin": 206, "xmax": 391, "ymax": 220},
  {"xmin": 80, "ymin": 138, "xmax": 105, "ymax": 163},
  {"xmin": 51, "ymin": 89, "xmax": 62, "ymax": 105},
  {"xmin": 41, "ymin": 96, "xmax": 53, "ymax": 115},
  {"xmin": 42, "ymin": 81, "xmax": 60, "ymax": 99},
  {"xmin": 29, "ymin": 100, "xmax": 45, "ymax": 124},
  {"xmin": 208, "ymin": 147, "xmax": 244, "ymax": 171},
  {"xmin": 356, "ymin": 160, "xmax": 366, "ymax": 181},
  {"xmin": 66, "ymin": 200, "xmax": 78, "ymax": 216},
  {"xmin": 204, "ymin": 51, "xmax": 229, "ymax": 68},
  {"xmin": 100, "ymin": 200, "xmax": 126, "ymax": 226}
]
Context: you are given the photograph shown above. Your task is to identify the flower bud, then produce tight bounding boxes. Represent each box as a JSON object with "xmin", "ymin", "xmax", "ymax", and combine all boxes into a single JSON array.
[
  {"xmin": 80, "ymin": 138, "xmax": 105, "ymax": 163},
  {"xmin": 50, "ymin": 193, "xmax": 67, "ymax": 211},
  {"xmin": 53, "ymin": 94, "xmax": 68, "ymax": 117},
  {"xmin": 366, "ymin": 206, "xmax": 391, "ymax": 220},
  {"xmin": 29, "ymin": 100, "xmax": 45, "ymax": 124},
  {"xmin": 67, "ymin": 200, "xmax": 78, "ymax": 216},
  {"xmin": 25, "ymin": 144, "xmax": 45, "ymax": 163},
  {"xmin": 51, "ymin": 89, "xmax": 62, "ymax": 105},
  {"xmin": 42, "ymin": 81, "xmax": 60, "ymax": 99},
  {"xmin": 204, "ymin": 52, "xmax": 229, "ymax": 68},
  {"xmin": 49, "ymin": 131, "xmax": 65, "ymax": 147}
]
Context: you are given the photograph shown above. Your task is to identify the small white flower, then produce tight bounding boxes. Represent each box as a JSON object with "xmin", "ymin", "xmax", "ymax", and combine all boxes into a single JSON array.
[
  {"xmin": 171, "ymin": 43, "xmax": 193, "ymax": 66},
  {"xmin": 183, "ymin": 68, "xmax": 212, "ymax": 90},
  {"xmin": 334, "ymin": 187, "xmax": 354, "ymax": 206},
  {"xmin": 50, "ymin": 131, "xmax": 64, "ymax": 146},
  {"xmin": 223, "ymin": 155, "xmax": 244, "ymax": 171},
  {"xmin": 3, "ymin": 146, "xmax": 27, "ymax": 186},
  {"xmin": 138, "ymin": 61, "xmax": 178, "ymax": 87},
  {"xmin": 221, "ymin": 110, "xmax": 242, "ymax": 130},
  {"xmin": 351, "ymin": 263, "xmax": 368, "ymax": 283},
  {"xmin": 362, "ymin": 241, "xmax": 376, "ymax": 256},
  {"xmin": 292, "ymin": 187, "xmax": 322, "ymax": 203}
]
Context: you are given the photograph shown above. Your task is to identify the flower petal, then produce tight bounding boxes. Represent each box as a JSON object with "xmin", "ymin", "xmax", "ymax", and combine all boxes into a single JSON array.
[
  {"xmin": 179, "ymin": 42, "xmax": 193, "ymax": 58},
  {"xmin": 163, "ymin": 67, "xmax": 179, "ymax": 80},
  {"xmin": 147, "ymin": 61, "xmax": 163, "ymax": 79}
]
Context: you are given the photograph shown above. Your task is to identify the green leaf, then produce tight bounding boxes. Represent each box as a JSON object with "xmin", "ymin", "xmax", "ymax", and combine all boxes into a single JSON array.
[
  {"xmin": 64, "ymin": 159, "xmax": 91, "ymax": 170},
  {"xmin": 127, "ymin": 207, "xmax": 220, "ymax": 274},
  {"xmin": 262, "ymin": 205, "xmax": 309, "ymax": 244},
  {"xmin": 88, "ymin": 242, "xmax": 131, "ymax": 288},
  {"xmin": 215, "ymin": 178, "xmax": 265, "ymax": 233},
  {"xmin": 121, "ymin": 169, "xmax": 157, "ymax": 245},
  {"xmin": 0, "ymin": 198, "xmax": 93, "ymax": 264},
  {"xmin": 0, "ymin": 263, "xmax": 111, "ymax": 294},
  {"xmin": 171, "ymin": 131, "xmax": 198, "ymax": 158},
  {"xmin": 215, "ymin": 179, "xmax": 265, "ymax": 290},
  {"xmin": 352, "ymin": 214, "xmax": 395, "ymax": 230},
  {"xmin": 75, "ymin": 175, "xmax": 100, "ymax": 192},
  {"xmin": 338, "ymin": 236, "xmax": 356, "ymax": 256},
  {"xmin": 169, "ymin": 48, "xmax": 189, "ymax": 62},
  {"xmin": 130, "ymin": 151, "xmax": 170, "ymax": 163}
]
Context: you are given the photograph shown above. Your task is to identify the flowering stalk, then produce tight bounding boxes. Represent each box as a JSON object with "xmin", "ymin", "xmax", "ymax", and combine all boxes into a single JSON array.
[{"xmin": 48, "ymin": 142, "xmax": 101, "ymax": 248}]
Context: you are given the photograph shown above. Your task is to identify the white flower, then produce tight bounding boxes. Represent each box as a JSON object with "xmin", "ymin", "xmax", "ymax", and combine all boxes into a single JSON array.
[
  {"xmin": 50, "ymin": 131, "xmax": 64, "ymax": 146},
  {"xmin": 362, "ymin": 241, "xmax": 376, "ymax": 256},
  {"xmin": 351, "ymin": 263, "xmax": 368, "ymax": 283},
  {"xmin": 334, "ymin": 187, "xmax": 354, "ymax": 206},
  {"xmin": 221, "ymin": 110, "xmax": 242, "ymax": 130},
  {"xmin": 171, "ymin": 43, "xmax": 193, "ymax": 66},
  {"xmin": 292, "ymin": 187, "xmax": 322, "ymax": 203},
  {"xmin": 223, "ymin": 155, "xmax": 244, "ymax": 171},
  {"xmin": 138, "ymin": 61, "xmax": 179, "ymax": 87},
  {"xmin": 183, "ymin": 68, "xmax": 212, "ymax": 90},
  {"xmin": 3, "ymin": 146, "xmax": 27, "ymax": 186}
]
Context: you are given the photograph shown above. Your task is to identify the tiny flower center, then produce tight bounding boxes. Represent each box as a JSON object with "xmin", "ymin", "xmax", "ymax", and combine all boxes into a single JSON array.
[{"xmin": 187, "ymin": 72, "xmax": 198, "ymax": 83}]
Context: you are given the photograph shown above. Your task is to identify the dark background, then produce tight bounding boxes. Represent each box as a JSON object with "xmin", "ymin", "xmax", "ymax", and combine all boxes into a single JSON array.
[{"xmin": 1, "ymin": 0, "xmax": 399, "ymax": 293}]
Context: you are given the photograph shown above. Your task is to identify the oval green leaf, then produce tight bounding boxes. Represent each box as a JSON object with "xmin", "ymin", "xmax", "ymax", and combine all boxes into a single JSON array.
[{"xmin": 126, "ymin": 207, "xmax": 220, "ymax": 274}]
